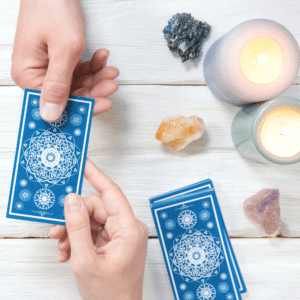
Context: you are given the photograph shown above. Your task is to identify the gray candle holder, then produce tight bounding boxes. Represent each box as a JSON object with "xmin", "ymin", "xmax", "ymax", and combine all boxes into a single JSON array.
[{"xmin": 231, "ymin": 97, "xmax": 300, "ymax": 164}]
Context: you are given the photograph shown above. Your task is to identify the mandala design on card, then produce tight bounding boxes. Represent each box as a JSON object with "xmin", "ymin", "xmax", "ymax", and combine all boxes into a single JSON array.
[
  {"xmin": 202, "ymin": 201, "xmax": 210, "ymax": 209},
  {"xmin": 28, "ymin": 122, "xmax": 36, "ymax": 130},
  {"xmin": 166, "ymin": 232, "xmax": 174, "ymax": 239},
  {"xmin": 169, "ymin": 229, "xmax": 224, "ymax": 282},
  {"xmin": 199, "ymin": 210, "xmax": 210, "ymax": 221},
  {"xmin": 180, "ymin": 283, "xmax": 187, "ymax": 291},
  {"xmin": 196, "ymin": 283, "xmax": 216, "ymax": 300},
  {"xmin": 160, "ymin": 212, "xmax": 168, "ymax": 220},
  {"xmin": 15, "ymin": 201, "xmax": 24, "ymax": 211},
  {"xmin": 19, "ymin": 179, "xmax": 28, "ymax": 187},
  {"xmin": 49, "ymin": 110, "xmax": 67, "ymax": 127},
  {"xmin": 207, "ymin": 222, "xmax": 214, "ymax": 229},
  {"xmin": 34, "ymin": 188, "xmax": 55, "ymax": 210},
  {"xmin": 226, "ymin": 293, "xmax": 234, "ymax": 300},
  {"xmin": 220, "ymin": 273, "xmax": 227, "ymax": 280},
  {"xmin": 21, "ymin": 128, "xmax": 81, "ymax": 186},
  {"xmin": 178, "ymin": 210, "xmax": 197, "ymax": 229},
  {"xmin": 70, "ymin": 114, "xmax": 82, "ymax": 126},
  {"xmin": 74, "ymin": 129, "xmax": 81, "ymax": 136},
  {"xmin": 183, "ymin": 291, "xmax": 195, "ymax": 300},
  {"xmin": 58, "ymin": 194, "xmax": 66, "ymax": 207},
  {"xmin": 165, "ymin": 219, "xmax": 176, "ymax": 230},
  {"xmin": 31, "ymin": 98, "xmax": 39, "ymax": 107},
  {"xmin": 19, "ymin": 189, "xmax": 31, "ymax": 201},
  {"xmin": 78, "ymin": 105, "xmax": 87, "ymax": 114},
  {"xmin": 31, "ymin": 108, "xmax": 41, "ymax": 120},
  {"xmin": 218, "ymin": 282, "xmax": 229, "ymax": 293}
]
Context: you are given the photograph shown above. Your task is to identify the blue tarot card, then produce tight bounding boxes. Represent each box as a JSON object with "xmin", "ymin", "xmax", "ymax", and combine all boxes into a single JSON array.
[
  {"xmin": 150, "ymin": 179, "xmax": 247, "ymax": 294},
  {"xmin": 151, "ymin": 189, "xmax": 242, "ymax": 300},
  {"xmin": 7, "ymin": 89, "xmax": 94, "ymax": 225}
]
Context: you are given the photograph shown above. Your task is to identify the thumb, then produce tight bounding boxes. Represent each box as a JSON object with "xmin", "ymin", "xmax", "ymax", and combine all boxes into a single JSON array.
[
  {"xmin": 64, "ymin": 193, "xmax": 95, "ymax": 260},
  {"xmin": 40, "ymin": 47, "xmax": 82, "ymax": 122}
]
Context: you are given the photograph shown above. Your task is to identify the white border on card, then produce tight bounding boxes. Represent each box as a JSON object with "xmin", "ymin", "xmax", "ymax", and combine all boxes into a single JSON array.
[
  {"xmin": 154, "ymin": 195, "xmax": 239, "ymax": 300},
  {"xmin": 9, "ymin": 91, "xmax": 92, "ymax": 222}
]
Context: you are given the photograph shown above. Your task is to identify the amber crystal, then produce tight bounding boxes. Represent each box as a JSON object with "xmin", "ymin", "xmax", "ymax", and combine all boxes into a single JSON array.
[
  {"xmin": 243, "ymin": 189, "xmax": 281, "ymax": 235},
  {"xmin": 155, "ymin": 115, "xmax": 205, "ymax": 150}
]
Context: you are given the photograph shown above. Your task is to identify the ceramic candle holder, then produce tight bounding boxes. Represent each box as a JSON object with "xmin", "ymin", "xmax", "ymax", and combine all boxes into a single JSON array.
[
  {"xmin": 231, "ymin": 97, "xmax": 300, "ymax": 164},
  {"xmin": 204, "ymin": 19, "xmax": 300, "ymax": 105}
]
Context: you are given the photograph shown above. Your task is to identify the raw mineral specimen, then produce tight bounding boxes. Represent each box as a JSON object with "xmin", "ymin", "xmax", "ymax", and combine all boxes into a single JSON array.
[
  {"xmin": 155, "ymin": 115, "xmax": 205, "ymax": 150},
  {"xmin": 243, "ymin": 189, "xmax": 281, "ymax": 235},
  {"xmin": 163, "ymin": 13, "xmax": 211, "ymax": 62}
]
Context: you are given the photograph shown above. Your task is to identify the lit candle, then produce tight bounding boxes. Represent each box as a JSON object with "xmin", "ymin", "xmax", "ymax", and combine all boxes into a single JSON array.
[
  {"xmin": 231, "ymin": 97, "xmax": 300, "ymax": 164},
  {"xmin": 204, "ymin": 20, "xmax": 300, "ymax": 105}
]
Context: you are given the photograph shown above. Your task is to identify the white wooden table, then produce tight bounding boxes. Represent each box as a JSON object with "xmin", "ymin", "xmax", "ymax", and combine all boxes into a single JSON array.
[{"xmin": 1, "ymin": 1, "xmax": 300, "ymax": 299}]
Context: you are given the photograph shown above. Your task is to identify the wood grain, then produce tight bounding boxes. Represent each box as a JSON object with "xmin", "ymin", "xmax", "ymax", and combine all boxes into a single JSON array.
[
  {"xmin": 1, "ymin": 86, "xmax": 300, "ymax": 238},
  {"xmin": 0, "ymin": 0, "xmax": 299, "ymax": 85},
  {"xmin": 0, "ymin": 238, "xmax": 299, "ymax": 299}
]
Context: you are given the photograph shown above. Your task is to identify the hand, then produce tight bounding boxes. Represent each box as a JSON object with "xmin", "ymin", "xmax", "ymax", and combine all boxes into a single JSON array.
[
  {"xmin": 49, "ymin": 158, "xmax": 148, "ymax": 300},
  {"xmin": 11, "ymin": 0, "xmax": 119, "ymax": 122}
]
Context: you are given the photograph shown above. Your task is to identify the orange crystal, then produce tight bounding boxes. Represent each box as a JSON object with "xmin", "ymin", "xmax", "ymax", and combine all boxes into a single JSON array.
[{"xmin": 155, "ymin": 115, "xmax": 205, "ymax": 150}]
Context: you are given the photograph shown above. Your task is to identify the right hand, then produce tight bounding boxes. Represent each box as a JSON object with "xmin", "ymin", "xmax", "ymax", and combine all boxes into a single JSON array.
[{"xmin": 49, "ymin": 158, "xmax": 148, "ymax": 300}]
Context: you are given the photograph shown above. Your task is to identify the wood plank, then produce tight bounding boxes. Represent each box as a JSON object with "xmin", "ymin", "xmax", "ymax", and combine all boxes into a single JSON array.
[
  {"xmin": 1, "ymin": 86, "xmax": 300, "ymax": 238},
  {"xmin": 0, "ymin": 238, "xmax": 299, "ymax": 299},
  {"xmin": 0, "ymin": 0, "xmax": 300, "ymax": 85}
]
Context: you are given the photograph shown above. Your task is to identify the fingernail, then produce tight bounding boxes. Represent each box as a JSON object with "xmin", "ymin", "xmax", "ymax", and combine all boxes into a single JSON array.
[
  {"xmin": 48, "ymin": 224, "xmax": 56, "ymax": 236},
  {"xmin": 40, "ymin": 102, "xmax": 62, "ymax": 122},
  {"xmin": 66, "ymin": 194, "xmax": 81, "ymax": 213}
]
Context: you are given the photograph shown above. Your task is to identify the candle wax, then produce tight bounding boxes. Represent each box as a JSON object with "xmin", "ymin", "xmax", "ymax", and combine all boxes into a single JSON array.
[
  {"xmin": 241, "ymin": 38, "xmax": 283, "ymax": 84},
  {"xmin": 259, "ymin": 107, "xmax": 300, "ymax": 157}
]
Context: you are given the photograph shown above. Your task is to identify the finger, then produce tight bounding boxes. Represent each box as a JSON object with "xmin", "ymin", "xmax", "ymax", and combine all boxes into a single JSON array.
[
  {"xmin": 93, "ymin": 98, "xmax": 113, "ymax": 115},
  {"xmin": 90, "ymin": 79, "xmax": 119, "ymax": 98},
  {"xmin": 72, "ymin": 66, "xmax": 119, "ymax": 90},
  {"xmin": 58, "ymin": 248, "xmax": 71, "ymax": 263},
  {"xmin": 57, "ymin": 235, "xmax": 70, "ymax": 253},
  {"xmin": 40, "ymin": 42, "xmax": 84, "ymax": 122},
  {"xmin": 64, "ymin": 193, "xmax": 96, "ymax": 260},
  {"xmin": 84, "ymin": 194, "xmax": 108, "ymax": 225},
  {"xmin": 84, "ymin": 158, "xmax": 136, "ymax": 230},
  {"xmin": 77, "ymin": 49, "xmax": 110, "ymax": 76},
  {"xmin": 48, "ymin": 225, "xmax": 67, "ymax": 239}
]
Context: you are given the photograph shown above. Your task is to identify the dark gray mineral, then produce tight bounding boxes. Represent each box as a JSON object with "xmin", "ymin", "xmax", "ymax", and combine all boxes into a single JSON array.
[{"xmin": 163, "ymin": 13, "xmax": 211, "ymax": 62}]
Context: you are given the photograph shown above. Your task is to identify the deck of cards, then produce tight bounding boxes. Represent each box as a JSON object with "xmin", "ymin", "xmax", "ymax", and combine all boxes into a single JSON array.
[
  {"xmin": 150, "ymin": 179, "xmax": 247, "ymax": 300},
  {"xmin": 7, "ymin": 89, "xmax": 94, "ymax": 225}
]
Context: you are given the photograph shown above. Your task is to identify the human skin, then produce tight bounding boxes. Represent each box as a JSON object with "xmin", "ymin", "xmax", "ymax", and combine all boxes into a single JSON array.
[
  {"xmin": 49, "ymin": 158, "xmax": 149, "ymax": 300},
  {"xmin": 11, "ymin": 0, "xmax": 119, "ymax": 122}
]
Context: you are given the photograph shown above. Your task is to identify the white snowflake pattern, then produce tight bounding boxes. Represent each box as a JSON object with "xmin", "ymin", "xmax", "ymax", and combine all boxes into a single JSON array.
[
  {"xmin": 207, "ymin": 222, "xmax": 214, "ymax": 229},
  {"xmin": 34, "ymin": 188, "xmax": 55, "ymax": 210},
  {"xmin": 165, "ymin": 219, "xmax": 176, "ymax": 230},
  {"xmin": 31, "ymin": 108, "xmax": 41, "ymax": 120},
  {"xmin": 58, "ymin": 194, "xmax": 66, "ymax": 207},
  {"xmin": 19, "ymin": 189, "xmax": 31, "ymax": 201},
  {"xmin": 31, "ymin": 98, "xmax": 39, "ymax": 107},
  {"xmin": 70, "ymin": 114, "xmax": 82, "ymax": 126},
  {"xmin": 202, "ymin": 201, "xmax": 210, "ymax": 209},
  {"xmin": 166, "ymin": 232, "xmax": 173, "ymax": 239},
  {"xmin": 226, "ymin": 293, "xmax": 234, "ymax": 300},
  {"xmin": 169, "ymin": 230, "xmax": 224, "ymax": 282},
  {"xmin": 28, "ymin": 121, "xmax": 36, "ymax": 129},
  {"xmin": 19, "ymin": 179, "xmax": 28, "ymax": 187},
  {"xmin": 220, "ymin": 273, "xmax": 227, "ymax": 280},
  {"xmin": 78, "ymin": 105, "xmax": 87, "ymax": 114},
  {"xmin": 178, "ymin": 210, "xmax": 197, "ymax": 229},
  {"xmin": 199, "ymin": 210, "xmax": 210, "ymax": 221},
  {"xmin": 218, "ymin": 282, "xmax": 229, "ymax": 294},
  {"xmin": 179, "ymin": 283, "xmax": 187, "ymax": 291},
  {"xmin": 15, "ymin": 201, "xmax": 24, "ymax": 211},
  {"xmin": 74, "ymin": 129, "xmax": 81, "ymax": 136},
  {"xmin": 196, "ymin": 283, "xmax": 216, "ymax": 300},
  {"xmin": 183, "ymin": 291, "xmax": 195, "ymax": 300},
  {"xmin": 160, "ymin": 212, "xmax": 168, "ymax": 220},
  {"xmin": 65, "ymin": 186, "xmax": 73, "ymax": 193}
]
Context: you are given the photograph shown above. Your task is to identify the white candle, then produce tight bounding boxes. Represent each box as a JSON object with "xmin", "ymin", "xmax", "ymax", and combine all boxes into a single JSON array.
[
  {"xmin": 204, "ymin": 19, "xmax": 300, "ymax": 105},
  {"xmin": 259, "ymin": 106, "xmax": 300, "ymax": 158}
]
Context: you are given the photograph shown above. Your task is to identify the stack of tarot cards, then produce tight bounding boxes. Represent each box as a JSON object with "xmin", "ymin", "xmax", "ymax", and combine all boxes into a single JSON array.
[
  {"xmin": 7, "ymin": 89, "xmax": 94, "ymax": 225},
  {"xmin": 149, "ymin": 179, "xmax": 247, "ymax": 300}
]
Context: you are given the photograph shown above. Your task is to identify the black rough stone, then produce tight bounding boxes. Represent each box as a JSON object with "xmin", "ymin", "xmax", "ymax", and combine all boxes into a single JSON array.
[{"xmin": 163, "ymin": 13, "xmax": 211, "ymax": 62}]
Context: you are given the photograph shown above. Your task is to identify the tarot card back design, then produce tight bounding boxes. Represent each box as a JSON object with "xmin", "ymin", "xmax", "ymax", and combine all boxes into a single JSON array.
[{"xmin": 7, "ymin": 89, "xmax": 94, "ymax": 225}]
